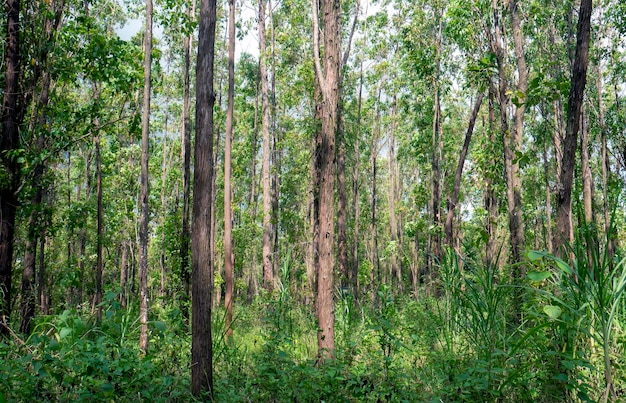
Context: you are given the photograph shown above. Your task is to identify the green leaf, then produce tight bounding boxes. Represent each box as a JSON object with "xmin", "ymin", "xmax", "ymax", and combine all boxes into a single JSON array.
[
  {"xmin": 58, "ymin": 327, "xmax": 72, "ymax": 340},
  {"xmin": 554, "ymin": 258, "xmax": 572, "ymax": 275},
  {"xmin": 153, "ymin": 321, "xmax": 166, "ymax": 333},
  {"xmin": 527, "ymin": 250, "xmax": 545, "ymax": 262},
  {"xmin": 543, "ymin": 305, "xmax": 562, "ymax": 320},
  {"xmin": 527, "ymin": 271, "xmax": 551, "ymax": 282}
]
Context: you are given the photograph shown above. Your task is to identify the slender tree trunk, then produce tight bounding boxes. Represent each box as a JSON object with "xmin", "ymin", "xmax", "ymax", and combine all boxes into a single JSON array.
[
  {"xmin": 138, "ymin": 0, "xmax": 153, "ymax": 352},
  {"xmin": 444, "ymin": 93, "xmax": 484, "ymax": 247},
  {"xmin": 247, "ymin": 69, "xmax": 260, "ymax": 304},
  {"xmin": 159, "ymin": 91, "xmax": 169, "ymax": 298},
  {"xmin": 120, "ymin": 240, "xmax": 129, "ymax": 307},
  {"xmin": 191, "ymin": 0, "xmax": 217, "ymax": 394},
  {"xmin": 259, "ymin": 0, "xmax": 273, "ymax": 291},
  {"xmin": 336, "ymin": 0, "xmax": 359, "ymax": 287},
  {"xmin": 312, "ymin": 0, "xmax": 341, "ymax": 361},
  {"xmin": 581, "ymin": 113, "xmax": 594, "ymax": 225},
  {"xmin": 507, "ymin": 0, "xmax": 527, "ymax": 271},
  {"xmin": 429, "ymin": 16, "xmax": 443, "ymax": 275},
  {"xmin": 0, "ymin": 0, "xmax": 22, "ymax": 336},
  {"xmin": 597, "ymin": 64, "xmax": 614, "ymax": 258},
  {"xmin": 351, "ymin": 61, "xmax": 363, "ymax": 298},
  {"xmin": 370, "ymin": 87, "xmax": 381, "ymax": 289},
  {"xmin": 223, "ymin": 0, "xmax": 235, "ymax": 341},
  {"xmin": 554, "ymin": 0, "xmax": 592, "ymax": 255},
  {"xmin": 389, "ymin": 96, "xmax": 400, "ymax": 290},
  {"xmin": 543, "ymin": 131, "xmax": 554, "ymax": 253},
  {"xmin": 38, "ymin": 236, "xmax": 49, "ymax": 315},
  {"xmin": 485, "ymin": 84, "xmax": 498, "ymax": 268},
  {"xmin": 180, "ymin": 0, "xmax": 195, "ymax": 322},
  {"xmin": 19, "ymin": 0, "xmax": 63, "ymax": 334},
  {"xmin": 95, "ymin": 129, "xmax": 103, "ymax": 321}
]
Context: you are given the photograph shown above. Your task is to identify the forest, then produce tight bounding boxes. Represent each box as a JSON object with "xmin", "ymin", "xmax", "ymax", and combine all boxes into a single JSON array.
[{"xmin": 1, "ymin": 0, "xmax": 625, "ymax": 400}]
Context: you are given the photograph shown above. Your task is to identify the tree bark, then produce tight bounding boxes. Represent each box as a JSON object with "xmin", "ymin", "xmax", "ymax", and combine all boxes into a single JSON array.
[
  {"xmin": 429, "ymin": 15, "xmax": 443, "ymax": 276},
  {"xmin": 138, "ymin": 0, "xmax": 153, "ymax": 352},
  {"xmin": 224, "ymin": 0, "xmax": 235, "ymax": 341},
  {"xmin": 581, "ymin": 114, "xmax": 593, "ymax": 225},
  {"xmin": 351, "ymin": 61, "xmax": 364, "ymax": 298},
  {"xmin": 444, "ymin": 93, "xmax": 484, "ymax": 247},
  {"xmin": 259, "ymin": 0, "xmax": 273, "ymax": 291},
  {"xmin": 180, "ymin": 0, "xmax": 195, "ymax": 323},
  {"xmin": 0, "ymin": 0, "xmax": 22, "ymax": 336},
  {"xmin": 191, "ymin": 0, "xmax": 217, "ymax": 395},
  {"xmin": 554, "ymin": 0, "xmax": 592, "ymax": 255},
  {"xmin": 507, "ymin": 0, "xmax": 527, "ymax": 270},
  {"xmin": 312, "ymin": 0, "xmax": 341, "ymax": 361},
  {"xmin": 336, "ymin": 0, "xmax": 359, "ymax": 287}
]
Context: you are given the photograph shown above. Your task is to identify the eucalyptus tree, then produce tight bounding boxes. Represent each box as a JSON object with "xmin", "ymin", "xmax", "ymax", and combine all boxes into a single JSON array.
[
  {"xmin": 224, "ymin": 0, "xmax": 235, "ymax": 339},
  {"xmin": 0, "ymin": 0, "xmax": 24, "ymax": 336},
  {"xmin": 259, "ymin": 0, "xmax": 273, "ymax": 291},
  {"xmin": 138, "ymin": 0, "xmax": 154, "ymax": 352},
  {"xmin": 312, "ymin": 0, "xmax": 341, "ymax": 360},
  {"xmin": 18, "ymin": 0, "xmax": 65, "ymax": 334},
  {"xmin": 191, "ymin": 0, "xmax": 217, "ymax": 394},
  {"xmin": 554, "ymin": 0, "xmax": 593, "ymax": 254}
]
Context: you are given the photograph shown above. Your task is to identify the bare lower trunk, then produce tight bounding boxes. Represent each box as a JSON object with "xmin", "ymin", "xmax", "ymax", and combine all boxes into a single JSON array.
[
  {"xmin": 554, "ymin": 0, "xmax": 592, "ymax": 255},
  {"xmin": 191, "ymin": 0, "xmax": 217, "ymax": 394},
  {"xmin": 223, "ymin": 0, "xmax": 235, "ymax": 340}
]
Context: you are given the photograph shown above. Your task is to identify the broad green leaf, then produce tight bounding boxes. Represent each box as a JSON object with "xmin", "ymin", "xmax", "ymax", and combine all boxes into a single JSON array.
[
  {"xmin": 543, "ymin": 305, "xmax": 562, "ymax": 320},
  {"xmin": 527, "ymin": 271, "xmax": 551, "ymax": 282},
  {"xmin": 58, "ymin": 327, "xmax": 72, "ymax": 340},
  {"xmin": 554, "ymin": 258, "xmax": 572, "ymax": 275},
  {"xmin": 153, "ymin": 321, "xmax": 166, "ymax": 333},
  {"xmin": 527, "ymin": 250, "xmax": 545, "ymax": 262}
]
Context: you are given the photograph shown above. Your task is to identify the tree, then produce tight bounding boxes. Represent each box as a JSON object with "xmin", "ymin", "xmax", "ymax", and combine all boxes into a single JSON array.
[
  {"xmin": 260, "ymin": 0, "xmax": 273, "ymax": 291},
  {"xmin": 312, "ymin": 0, "xmax": 341, "ymax": 360},
  {"xmin": 224, "ymin": 0, "xmax": 235, "ymax": 340},
  {"xmin": 443, "ymin": 93, "xmax": 484, "ymax": 247},
  {"xmin": 0, "ymin": 0, "xmax": 23, "ymax": 336},
  {"xmin": 554, "ymin": 0, "xmax": 592, "ymax": 254},
  {"xmin": 180, "ymin": 0, "xmax": 195, "ymax": 322},
  {"xmin": 192, "ymin": 0, "xmax": 217, "ymax": 395},
  {"xmin": 138, "ymin": 0, "xmax": 153, "ymax": 352}
]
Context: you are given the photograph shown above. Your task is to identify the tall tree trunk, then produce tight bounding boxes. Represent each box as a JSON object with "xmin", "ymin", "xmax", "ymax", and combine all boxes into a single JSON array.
[
  {"xmin": 180, "ymin": 0, "xmax": 195, "ymax": 322},
  {"xmin": 95, "ymin": 129, "xmax": 103, "ymax": 321},
  {"xmin": 543, "ymin": 130, "xmax": 554, "ymax": 253},
  {"xmin": 429, "ymin": 15, "xmax": 443, "ymax": 276},
  {"xmin": 312, "ymin": 0, "xmax": 340, "ymax": 361},
  {"xmin": 159, "ymin": 88, "xmax": 170, "ymax": 298},
  {"xmin": 138, "ymin": 0, "xmax": 153, "ymax": 352},
  {"xmin": 444, "ymin": 93, "xmax": 483, "ymax": 247},
  {"xmin": 269, "ymin": 0, "xmax": 280, "ymax": 281},
  {"xmin": 351, "ymin": 61, "xmax": 364, "ymax": 298},
  {"xmin": 223, "ymin": 0, "xmax": 235, "ymax": 341},
  {"xmin": 259, "ymin": 0, "xmax": 273, "ymax": 291},
  {"xmin": 38, "ymin": 236, "xmax": 49, "ymax": 314},
  {"xmin": 507, "ymin": 0, "xmax": 527, "ymax": 271},
  {"xmin": 0, "ymin": 0, "xmax": 22, "ymax": 336},
  {"xmin": 581, "ymin": 113, "xmax": 594, "ymax": 225},
  {"xmin": 19, "ymin": 0, "xmax": 63, "ymax": 334},
  {"xmin": 247, "ymin": 69, "xmax": 260, "ymax": 304},
  {"xmin": 120, "ymin": 240, "xmax": 129, "ymax": 307},
  {"xmin": 597, "ymin": 64, "xmax": 615, "ymax": 258},
  {"xmin": 192, "ymin": 0, "xmax": 217, "ymax": 394},
  {"xmin": 389, "ymin": 96, "xmax": 400, "ymax": 290},
  {"xmin": 370, "ymin": 87, "xmax": 382, "ymax": 290},
  {"xmin": 485, "ymin": 83, "xmax": 498, "ymax": 268},
  {"xmin": 554, "ymin": 0, "xmax": 592, "ymax": 255},
  {"xmin": 336, "ymin": 0, "xmax": 359, "ymax": 287}
]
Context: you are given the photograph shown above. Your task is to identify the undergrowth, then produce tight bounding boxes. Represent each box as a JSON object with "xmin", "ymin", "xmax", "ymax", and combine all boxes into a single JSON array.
[{"xmin": 2, "ymin": 229, "xmax": 625, "ymax": 402}]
